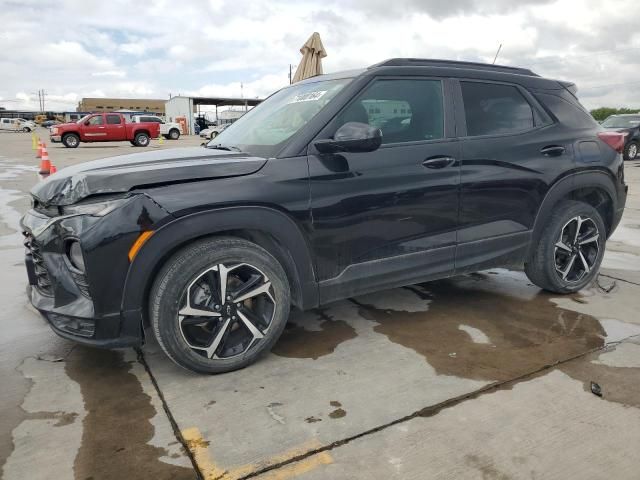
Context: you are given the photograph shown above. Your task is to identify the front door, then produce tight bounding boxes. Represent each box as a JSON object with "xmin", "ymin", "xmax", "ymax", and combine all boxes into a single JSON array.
[
  {"xmin": 81, "ymin": 114, "xmax": 108, "ymax": 141},
  {"xmin": 308, "ymin": 77, "xmax": 461, "ymax": 303}
]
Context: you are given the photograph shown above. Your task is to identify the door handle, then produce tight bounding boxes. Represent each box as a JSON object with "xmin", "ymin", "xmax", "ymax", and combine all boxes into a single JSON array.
[
  {"xmin": 540, "ymin": 145, "xmax": 565, "ymax": 157},
  {"xmin": 422, "ymin": 156, "xmax": 456, "ymax": 169}
]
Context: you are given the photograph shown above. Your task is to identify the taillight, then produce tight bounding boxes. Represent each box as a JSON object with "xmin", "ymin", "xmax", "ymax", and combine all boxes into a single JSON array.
[{"xmin": 597, "ymin": 131, "xmax": 627, "ymax": 153}]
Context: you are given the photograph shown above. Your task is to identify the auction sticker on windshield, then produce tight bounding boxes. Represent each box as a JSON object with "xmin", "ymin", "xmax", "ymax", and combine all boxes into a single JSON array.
[{"xmin": 290, "ymin": 91, "xmax": 327, "ymax": 103}]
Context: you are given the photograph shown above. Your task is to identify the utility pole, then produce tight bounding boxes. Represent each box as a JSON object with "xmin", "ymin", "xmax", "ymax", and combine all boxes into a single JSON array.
[{"xmin": 289, "ymin": 64, "xmax": 292, "ymax": 84}]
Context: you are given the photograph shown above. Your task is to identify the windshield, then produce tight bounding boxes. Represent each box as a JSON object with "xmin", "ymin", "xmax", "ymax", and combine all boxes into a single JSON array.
[
  {"xmin": 207, "ymin": 77, "xmax": 352, "ymax": 157},
  {"xmin": 76, "ymin": 114, "xmax": 92, "ymax": 124},
  {"xmin": 602, "ymin": 115, "xmax": 640, "ymax": 128}
]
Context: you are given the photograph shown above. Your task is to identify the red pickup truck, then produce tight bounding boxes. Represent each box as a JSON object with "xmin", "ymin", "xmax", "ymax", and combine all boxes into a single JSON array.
[{"xmin": 50, "ymin": 113, "xmax": 161, "ymax": 148}]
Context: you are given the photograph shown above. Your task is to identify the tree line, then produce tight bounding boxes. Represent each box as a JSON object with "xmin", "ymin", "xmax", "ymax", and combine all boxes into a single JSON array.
[{"xmin": 590, "ymin": 107, "xmax": 640, "ymax": 122}]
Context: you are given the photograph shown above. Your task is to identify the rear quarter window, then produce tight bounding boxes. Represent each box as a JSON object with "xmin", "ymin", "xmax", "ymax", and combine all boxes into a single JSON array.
[{"xmin": 534, "ymin": 92, "xmax": 598, "ymax": 129}]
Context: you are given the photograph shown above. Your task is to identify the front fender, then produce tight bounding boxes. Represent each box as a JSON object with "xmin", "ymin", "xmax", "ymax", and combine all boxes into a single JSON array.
[{"xmin": 120, "ymin": 206, "xmax": 318, "ymax": 324}]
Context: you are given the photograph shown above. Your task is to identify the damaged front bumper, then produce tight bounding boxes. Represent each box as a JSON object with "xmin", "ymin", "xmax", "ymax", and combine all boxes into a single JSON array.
[{"xmin": 20, "ymin": 194, "xmax": 172, "ymax": 348}]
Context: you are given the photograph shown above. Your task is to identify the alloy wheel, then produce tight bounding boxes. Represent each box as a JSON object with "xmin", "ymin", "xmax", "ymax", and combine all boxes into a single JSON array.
[
  {"xmin": 629, "ymin": 143, "xmax": 638, "ymax": 159},
  {"xmin": 554, "ymin": 215, "xmax": 600, "ymax": 283},
  {"xmin": 177, "ymin": 262, "xmax": 276, "ymax": 359}
]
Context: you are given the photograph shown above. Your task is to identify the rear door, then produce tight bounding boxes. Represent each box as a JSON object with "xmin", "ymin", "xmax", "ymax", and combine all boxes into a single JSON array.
[
  {"xmin": 105, "ymin": 114, "xmax": 126, "ymax": 140},
  {"xmin": 454, "ymin": 79, "xmax": 572, "ymax": 272},
  {"xmin": 81, "ymin": 114, "xmax": 107, "ymax": 140},
  {"xmin": 309, "ymin": 77, "xmax": 461, "ymax": 302}
]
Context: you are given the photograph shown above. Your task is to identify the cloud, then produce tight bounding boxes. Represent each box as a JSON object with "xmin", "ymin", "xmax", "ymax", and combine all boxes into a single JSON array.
[{"xmin": 1, "ymin": 0, "xmax": 640, "ymax": 112}]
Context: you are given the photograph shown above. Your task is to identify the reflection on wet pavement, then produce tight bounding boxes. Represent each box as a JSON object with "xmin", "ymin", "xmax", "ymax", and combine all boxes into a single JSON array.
[
  {"xmin": 271, "ymin": 269, "xmax": 637, "ymax": 385},
  {"xmin": 273, "ymin": 309, "xmax": 357, "ymax": 359}
]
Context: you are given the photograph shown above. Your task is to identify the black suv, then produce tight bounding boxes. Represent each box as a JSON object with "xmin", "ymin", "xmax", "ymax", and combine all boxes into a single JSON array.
[
  {"xmin": 21, "ymin": 59, "xmax": 627, "ymax": 373},
  {"xmin": 600, "ymin": 113, "xmax": 640, "ymax": 160}
]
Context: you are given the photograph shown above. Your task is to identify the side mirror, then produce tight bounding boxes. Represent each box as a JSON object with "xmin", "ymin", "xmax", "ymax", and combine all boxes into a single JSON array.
[
  {"xmin": 84, "ymin": 121, "xmax": 90, "ymax": 126},
  {"xmin": 314, "ymin": 122, "xmax": 382, "ymax": 154}
]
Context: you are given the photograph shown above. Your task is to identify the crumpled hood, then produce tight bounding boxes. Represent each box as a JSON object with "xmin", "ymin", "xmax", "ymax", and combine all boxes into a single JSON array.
[{"xmin": 31, "ymin": 147, "xmax": 267, "ymax": 206}]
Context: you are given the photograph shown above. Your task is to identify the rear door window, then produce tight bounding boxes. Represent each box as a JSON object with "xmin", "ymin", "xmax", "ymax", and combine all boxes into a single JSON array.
[
  {"xmin": 461, "ymin": 81, "xmax": 534, "ymax": 136},
  {"xmin": 106, "ymin": 115, "xmax": 122, "ymax": 125}
]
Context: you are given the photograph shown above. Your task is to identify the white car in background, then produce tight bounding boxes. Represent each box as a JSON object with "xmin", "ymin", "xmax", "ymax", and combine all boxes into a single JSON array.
[
  {"xmin": 130, "ymin": 115, "xmax": 182, "ymax": 140},
  {"xmin": 0, "ymin": 118, "xmax": 36, "ymax": 132},
  {"xmin": 199, "ymin": 123, "xmax": 231, "ymax": 140}
]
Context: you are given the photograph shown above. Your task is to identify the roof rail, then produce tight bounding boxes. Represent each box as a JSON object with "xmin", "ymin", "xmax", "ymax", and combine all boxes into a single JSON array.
[{"xmin": 370, "ymin": 58, "xmax": 538, "ymax": 77}]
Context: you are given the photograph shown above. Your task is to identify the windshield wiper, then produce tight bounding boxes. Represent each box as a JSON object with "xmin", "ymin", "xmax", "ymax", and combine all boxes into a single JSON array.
[{"xmin": 207, "ymin": 144, "xmax": 243, "ymax": 152}]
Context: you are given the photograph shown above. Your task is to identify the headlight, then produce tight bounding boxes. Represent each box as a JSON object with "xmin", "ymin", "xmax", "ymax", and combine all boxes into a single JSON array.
[
  {"xmin": 59, "ymin": 197, "xmax": 128, "ymax": 216},
  {"xmin": 68, "ymin": 240, "xmax": 85, "ymax": 272}
]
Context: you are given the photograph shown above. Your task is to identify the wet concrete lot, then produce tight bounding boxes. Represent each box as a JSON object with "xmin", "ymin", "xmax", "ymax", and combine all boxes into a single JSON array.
[{"xmin": 1, "ymin": 130, "xmax": 639, "ymax": 479}]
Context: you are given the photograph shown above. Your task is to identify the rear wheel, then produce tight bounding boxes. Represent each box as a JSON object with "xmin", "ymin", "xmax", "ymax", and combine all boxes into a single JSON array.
[
  {"xmin": 525, "ymin": 200, "xmax": 605, "ymax": 293},
  {"xmin": 62, "ymin": 133, "xmax": 80, "ymax": 148},
  {"xmin": 134, "ymin": 132, "xmax": 150, "ymax": 147},
  {"xmin": 624, "ymin": 141, "xmax": 638, "ymax": 160},
  {"xmin": 149, "ymin": 237, "xmax": 291, "ymax": 374}
]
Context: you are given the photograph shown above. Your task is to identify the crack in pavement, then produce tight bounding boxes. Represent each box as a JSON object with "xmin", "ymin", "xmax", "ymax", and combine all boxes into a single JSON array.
[
  {"xmin": 136, "ymin": 348, "xmax": 204, "ymax": 480},
  {"xmin": 236, "ymin": 331, "xmax": 640, "ymax": 480}
]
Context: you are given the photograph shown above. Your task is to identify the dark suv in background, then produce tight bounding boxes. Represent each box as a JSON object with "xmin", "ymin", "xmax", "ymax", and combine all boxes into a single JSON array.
[
  {"xmin": 601, "ymin": 114, "xmax": 640, "ymax": 160},
  {"xmin": 21, "ymin": 58, "xmax": 627, "ymax": 373}
]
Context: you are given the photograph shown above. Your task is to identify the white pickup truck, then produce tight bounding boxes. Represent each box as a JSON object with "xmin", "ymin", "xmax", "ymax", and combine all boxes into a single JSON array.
[{"xmin": 130, "ymin": 115, "xmax": 182, "ymax": 140}]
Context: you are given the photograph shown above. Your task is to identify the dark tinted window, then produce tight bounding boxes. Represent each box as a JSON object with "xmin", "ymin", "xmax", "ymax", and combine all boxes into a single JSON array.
[
  {"xmin": 140, "ymin": 116, "xmax": 161, "ymax": 123},
  {"xmin": 461, "ymin": 82, "xmax": 534, "ymax": 136},
  {"xmin": 337, "ymin": 79, "xmax": 444, "ymax": 144},
  {"xmin": 106, "ymin": 115, "xmax": 121, "ymax": 125},
  {"xmin": 535, "ymin": 93, "xmax": 598, "ymax": 129}
]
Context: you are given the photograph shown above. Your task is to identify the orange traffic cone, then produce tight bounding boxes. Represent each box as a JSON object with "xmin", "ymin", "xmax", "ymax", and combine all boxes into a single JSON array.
[
  {"xmin": 39, "ymin": 144, "xmax": 51, "ymax": 175},
  {"xmin": 50, "ymin": 165, "xmax": 57, "ymax": 174},
  {"xmin": 36, "ymin": 140, "xmax": 43, "ymax": 159}
]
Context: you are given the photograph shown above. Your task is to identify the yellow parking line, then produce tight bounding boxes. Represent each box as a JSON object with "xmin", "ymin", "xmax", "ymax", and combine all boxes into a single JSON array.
[{"xmin": 181, "ymin": 427, "xmax": 333, "ymax": 480}]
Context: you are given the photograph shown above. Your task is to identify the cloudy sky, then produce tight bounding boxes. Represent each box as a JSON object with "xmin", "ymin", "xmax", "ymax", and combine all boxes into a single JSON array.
[{"xmin": 1, "ymin": 0, "xmax": 639, "ymax": 112}]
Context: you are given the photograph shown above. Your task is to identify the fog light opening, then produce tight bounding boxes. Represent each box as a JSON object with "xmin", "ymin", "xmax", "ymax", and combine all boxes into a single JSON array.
[{"xmin": 67, "ymin": 240, "xmax": 86, "ymax": 272}]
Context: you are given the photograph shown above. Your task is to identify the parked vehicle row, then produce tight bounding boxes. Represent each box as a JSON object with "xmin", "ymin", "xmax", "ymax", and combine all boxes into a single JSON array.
[{"xmin": 22, "ymin": 58, "xmax": 628, "ymax": 374}]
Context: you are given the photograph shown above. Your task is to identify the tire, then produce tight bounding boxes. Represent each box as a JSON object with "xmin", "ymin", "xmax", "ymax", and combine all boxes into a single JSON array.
[
  {"xmin": 134, "ymin": 132, "xmax": 150, "ymax": 147},
  {"xmin": 130, "ymin": 141, "xmax": 136, "ymax": 146},
  {"xmin": 624, "ymin": 141, "xmax": 638, "ymax": 160},
  {"xmin": 149, "ymin": 237, "xmax": 291, "ymax": 374},
  {"xmin": 22, "ymin": 127, "xmax": 30, "ymax": 133},
  {"xmin": 209, "ymin": 131, "xmax": 218, "ymax": 140},
  {"xmin": 168, "ymin": 128, "xmax": 180, "ymax": 140},
  {"xmin": 525, "ymin": 200, "xmax": 606, "ymax": 293},
  {"xmin": 62, "ymin": 133, "xmax": 80, "ymax": 148}
]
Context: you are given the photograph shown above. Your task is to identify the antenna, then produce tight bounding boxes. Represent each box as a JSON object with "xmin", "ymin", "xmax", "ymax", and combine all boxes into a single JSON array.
[{"xmin": 493, "ymin": 44, "xmax": 503, "ymax": 64}]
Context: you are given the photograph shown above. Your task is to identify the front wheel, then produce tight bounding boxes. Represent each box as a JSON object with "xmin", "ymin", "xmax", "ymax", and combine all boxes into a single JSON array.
[
  {"xmin": 62, "ymin": 133, "xmax": 80, "ymax": 148},
  {"xmin": 134, "ymin": 132, "xmax": 150, "ymax": 147},
  {"xmin": 149, "ymin": 237, "xmax": 291, "ymax": 374},
  {"xmin": 22, "ymin": 127, "xmax": 31, "ymax": 133},
  {"xmin": 209, "ymin": 131, "xmax": 218, "ymax": 140},
  {"xmin": 168, "ymin": 128, "xmax": 180, "ymax": 140},
  {"xmin": 624, "ymin": 141, "xmax": 638, "ymax": 160},
  {"xmin": 525, "ymin": 200, "xmax": 605, "ymax": 293}
]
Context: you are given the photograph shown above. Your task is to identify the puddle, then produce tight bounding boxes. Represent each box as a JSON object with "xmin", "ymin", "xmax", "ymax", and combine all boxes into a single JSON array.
[
  {"xmin": 0, "ymin": 161, "xmax": 38, "ymax": 248},
  {"xmin": 64, "ymin": 347, "xmax": 194, "ymax": 480},
  {"xmin": 560, "ymin": 343, "xmax": 640, "ymax": 409},
  {"xmin": 354, "ymin": 272, "xmax": 609, "ymax": 382},
  {"xmin": 273, "ymin": 309, "xmax": 357, "ymax": 359}
]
